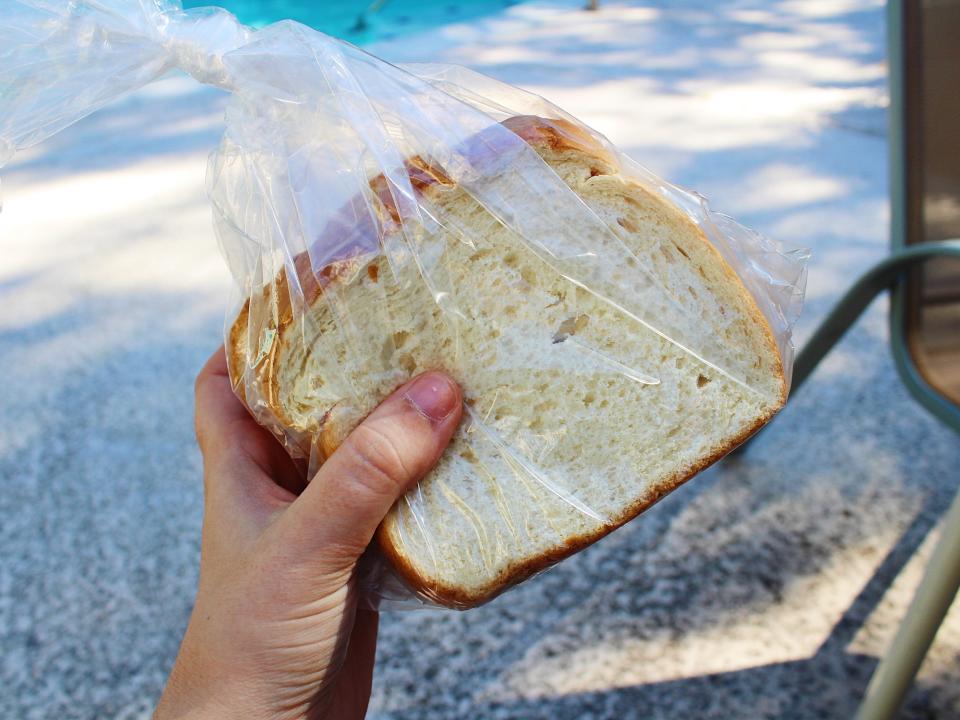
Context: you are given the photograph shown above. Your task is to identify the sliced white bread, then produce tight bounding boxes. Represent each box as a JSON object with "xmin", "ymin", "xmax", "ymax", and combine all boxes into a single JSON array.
[{"xmin": 228, "ymin": 116, "xmax": 785, "ymax": 608}]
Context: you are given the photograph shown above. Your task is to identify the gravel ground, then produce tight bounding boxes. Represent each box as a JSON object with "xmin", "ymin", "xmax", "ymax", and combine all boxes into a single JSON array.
[{"xmin": 2, "ymin": 1, "xmax": 958, "ymax": 718}]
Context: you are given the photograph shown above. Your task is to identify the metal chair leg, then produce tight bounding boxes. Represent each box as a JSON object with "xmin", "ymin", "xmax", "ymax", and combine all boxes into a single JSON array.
[
  {"xmin": 731, "ymin": 240, "xmax": 960, "ymax": 718},
  {"xmin": 855, "ymin": 484, "xmax": 960, "ymax": 720}
]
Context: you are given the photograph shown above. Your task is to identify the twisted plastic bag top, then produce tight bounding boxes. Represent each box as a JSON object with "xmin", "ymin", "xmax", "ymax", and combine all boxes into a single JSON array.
[{"xmin": 1, "ymin": 0, "xmax": 808, "ymax": 608}]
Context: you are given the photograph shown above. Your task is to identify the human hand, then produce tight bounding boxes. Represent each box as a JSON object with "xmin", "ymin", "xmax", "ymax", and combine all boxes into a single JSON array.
[{"xmin": 154, "ymin": 348, "xmax": 462, "ymax": 720}]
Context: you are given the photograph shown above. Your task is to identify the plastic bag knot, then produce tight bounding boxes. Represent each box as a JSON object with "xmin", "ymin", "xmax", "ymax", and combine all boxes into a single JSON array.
[{"xmin": 155, "ymin": 9, "xmax": 249, "ymax": 89}]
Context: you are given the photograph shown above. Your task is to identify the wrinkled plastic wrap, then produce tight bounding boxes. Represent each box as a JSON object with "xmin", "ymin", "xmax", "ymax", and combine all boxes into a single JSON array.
[{"xmin": 1, "ymin": 0, "xmax": 809, "ymax": 609}]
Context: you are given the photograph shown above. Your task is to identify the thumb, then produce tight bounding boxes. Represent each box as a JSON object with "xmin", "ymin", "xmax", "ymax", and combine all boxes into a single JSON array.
[{"xmin": 278, "ymin": 371, "xmax": 462, "ymax": 571}]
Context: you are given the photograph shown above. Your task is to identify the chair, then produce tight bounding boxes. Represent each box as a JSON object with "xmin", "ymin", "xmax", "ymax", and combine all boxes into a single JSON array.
[{"xmin": 739, "ymin": 2, "xmax": 960, "ymax": 717}]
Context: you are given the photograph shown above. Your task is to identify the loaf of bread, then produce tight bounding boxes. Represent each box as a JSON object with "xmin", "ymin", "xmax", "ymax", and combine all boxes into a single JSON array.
[{"xmin": 227, "ymin": 115, "xmax": 785, "ymax": 608}]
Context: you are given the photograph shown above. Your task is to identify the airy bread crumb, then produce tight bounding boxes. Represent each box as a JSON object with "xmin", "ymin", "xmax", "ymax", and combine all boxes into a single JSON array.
[{"xmin": 228, "ymin": 116, "xmax": 785, "ymax": 608}]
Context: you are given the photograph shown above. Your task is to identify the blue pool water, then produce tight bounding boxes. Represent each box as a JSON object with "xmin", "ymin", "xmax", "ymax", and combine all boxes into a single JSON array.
[{"xmin": 182, "ymin": 0, "xmax": 521, "ymax": 44}]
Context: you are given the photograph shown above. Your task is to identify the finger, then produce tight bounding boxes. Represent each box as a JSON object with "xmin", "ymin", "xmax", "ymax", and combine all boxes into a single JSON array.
[
  {"xmin": 194, "ymin": 346, "xmax": 254, "ymax": 454},
  {"xmin": 280, "ymin": 371, "xmax": 462, "ymax": 569},
  {"xmin": 194, "ymin": 346, "xmax": 305, "ymax": 498}
]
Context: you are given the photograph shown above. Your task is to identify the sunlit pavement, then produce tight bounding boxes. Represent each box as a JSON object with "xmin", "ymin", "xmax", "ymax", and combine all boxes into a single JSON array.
[{"xmin": 1, "ymin": 1, "xmax": 958, "ymax": 718}]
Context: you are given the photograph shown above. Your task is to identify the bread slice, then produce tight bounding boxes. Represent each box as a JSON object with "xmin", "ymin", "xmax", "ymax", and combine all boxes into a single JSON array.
[{"xmin": 227, "ymin": 116, "xmax": 785, "ymax": 608}]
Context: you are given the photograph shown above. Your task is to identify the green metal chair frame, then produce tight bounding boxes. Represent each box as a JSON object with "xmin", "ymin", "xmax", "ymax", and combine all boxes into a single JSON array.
[
  {"xmin": 855, "ymin": 2, "xmax": 960, "ymax": 716},
  {"xmin": 738, "ymin": 2, "xmax": 960, "ymax": 718},
  {"xmin": 779, "ymin": 239, "xmax": 960, "ymax": 720}
]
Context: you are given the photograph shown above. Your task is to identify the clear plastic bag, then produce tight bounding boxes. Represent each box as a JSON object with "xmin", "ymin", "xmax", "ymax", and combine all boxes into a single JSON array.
[{"xmin": 1, "ymin": 0, "xmax": 809, "ymax": 609}]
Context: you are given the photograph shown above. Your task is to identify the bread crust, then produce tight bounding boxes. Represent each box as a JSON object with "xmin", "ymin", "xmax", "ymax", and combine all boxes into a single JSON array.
[
  {"xmin": 377, "ymin": 407, "xmax": 773, "ymax": 608},
  {"xmin": 226, "ymin": 115, "xmax": 786, "ymax": 608}
]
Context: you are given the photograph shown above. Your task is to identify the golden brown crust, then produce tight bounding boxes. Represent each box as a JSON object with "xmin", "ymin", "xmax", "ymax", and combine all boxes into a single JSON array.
[
  {"xmin": 226, "ymin": 299, "xmax": 250, "ymax": 400},
  {"xmin": 229, "ymin": 114, "xmax": 785, "ymax": 415},
  {"xmin": 226, "ymin": 152, "xmax": 458, "ymax": 456},
  {"xmin": 374, "ymin": 117, "xmax": 785, "ymax": 608},
  {"xmin": 505, "ymin": 115, "xmax": 785, "ymax": 407},
  {"xmin": 502, "ymin": 115, "xmax": 618, "ymax": 168},
  {"xmin": 226, "ymin": 114, "xmax": 787, "ymax": 608},
  {"xmin": 376, "ymin": 406, "xmax": 774, "ymax": 608}
]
